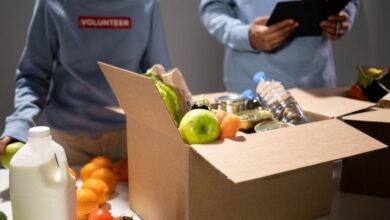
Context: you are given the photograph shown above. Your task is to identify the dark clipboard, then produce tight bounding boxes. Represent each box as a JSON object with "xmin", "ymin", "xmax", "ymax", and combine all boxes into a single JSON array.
[{"xmin": 267, "ymin": 0, "xmax": 351, "ymax": 37}]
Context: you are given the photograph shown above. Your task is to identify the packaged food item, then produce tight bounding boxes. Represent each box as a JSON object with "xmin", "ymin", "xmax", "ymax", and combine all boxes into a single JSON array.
[
  {"xmin": 237, "ymin": 110, "xmax": 273, "ymax": 131},
  {"xmin": 10, "ymin": 126, "xmax": 76, "ymax": 220},
  {"xmin": 215, "ymin": 94, "xmax": 245, "ymax": 114},
  {"xmin": 254, "ymin": 121, "xmax": 294, "ymax": 133}
]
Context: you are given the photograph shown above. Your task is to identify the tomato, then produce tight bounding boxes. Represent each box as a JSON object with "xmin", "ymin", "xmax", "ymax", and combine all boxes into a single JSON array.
[{"xmin": 88, "ymin": 208, "xmax": 114, "ymax": 220}]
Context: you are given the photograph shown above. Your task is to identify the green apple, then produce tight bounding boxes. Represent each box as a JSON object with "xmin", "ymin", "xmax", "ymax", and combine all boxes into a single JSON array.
[
  {"xmin": 179, "ymin": 109, "xmax": 220, "ymax": 144},
  {"xmin": 1, "ymin": 141, "xmax": 25, "ymax": 169}
]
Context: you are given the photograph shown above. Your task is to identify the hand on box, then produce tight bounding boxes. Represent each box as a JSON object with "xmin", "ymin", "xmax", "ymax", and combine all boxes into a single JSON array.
[{"xmin": 249, "ymin": 16, "xmax": 298, "ymax": 52}]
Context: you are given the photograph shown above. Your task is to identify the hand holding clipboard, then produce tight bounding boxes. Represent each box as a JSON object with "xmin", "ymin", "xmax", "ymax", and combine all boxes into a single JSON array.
[{"xmin": 266, "ymin": 0, "xmax": 351, "ymax": 37}]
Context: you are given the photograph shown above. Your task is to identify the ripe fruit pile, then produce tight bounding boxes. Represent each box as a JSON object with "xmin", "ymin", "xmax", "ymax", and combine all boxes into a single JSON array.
[
  {"xmin": 178, "ymin": 108, "xmax": 241, "ymax": 144},
  {"xmin": 69, "ymin": 156, "xmax": 130, "ymax": 220}
]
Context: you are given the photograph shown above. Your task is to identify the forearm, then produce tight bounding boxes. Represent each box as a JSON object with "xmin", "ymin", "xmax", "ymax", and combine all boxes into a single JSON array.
[
  {"xmin": 1, "ymin": 0, "xmax": 55, "ymax": 142},
  {"xmin": 343, "ymin": 0, "xmax": 360, "ymax": 29},
  {"xmin": 200, "ymin": 0, "xmax": 255, "ymax": 52}
]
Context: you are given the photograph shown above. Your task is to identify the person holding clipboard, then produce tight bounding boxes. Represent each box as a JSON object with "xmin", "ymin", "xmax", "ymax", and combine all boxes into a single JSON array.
[{"xmin": 199, "ymin": 0, "xmax": 359, "ymax": 93}]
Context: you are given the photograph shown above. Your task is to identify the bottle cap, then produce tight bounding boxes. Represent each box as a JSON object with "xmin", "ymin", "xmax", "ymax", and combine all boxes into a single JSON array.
[
  {"xmin": 29, "ymin": 126, "xmax": 51, "ymax": 138},
  {"xmin": 241, "ymin": 89, "xmax": 255, "ymax": 100},
  {"xmin": 253, "ymin": 71, "xmax": 267, "ymax": 84}
]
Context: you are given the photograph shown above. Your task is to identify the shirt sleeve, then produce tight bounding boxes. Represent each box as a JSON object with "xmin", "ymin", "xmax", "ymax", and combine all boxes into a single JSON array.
[
  {"xmin": 1, "ymin": 0, "xmax": 57, "ymax": 142},
  {"xmin": 343, "ymin": 0, "xmax": 360, "ymax": 29},
  {"xmin": 140, "ymin": 0, "xmax": 172, "ymax": 72},
  {"xmin": 199, "ymin": 0, "xmax": 255, "ymax": 52}
]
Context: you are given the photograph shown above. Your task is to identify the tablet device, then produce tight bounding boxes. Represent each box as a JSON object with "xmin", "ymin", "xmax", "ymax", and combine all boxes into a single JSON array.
[{"xmin": 267, "ymin": 0, "xmax": 351, "ymax": 36}]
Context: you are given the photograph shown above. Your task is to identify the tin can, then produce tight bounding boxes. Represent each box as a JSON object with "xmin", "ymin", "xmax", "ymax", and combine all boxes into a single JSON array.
[{"xmin": 215, "ymin": 94, "xmax": 245, "ymax": 114}]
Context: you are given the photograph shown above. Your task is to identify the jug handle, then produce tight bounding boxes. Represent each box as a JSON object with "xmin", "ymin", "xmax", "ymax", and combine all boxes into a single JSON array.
[{"xmin": 54, "ymin": 153, "xmax": 70, "ymax": 182}]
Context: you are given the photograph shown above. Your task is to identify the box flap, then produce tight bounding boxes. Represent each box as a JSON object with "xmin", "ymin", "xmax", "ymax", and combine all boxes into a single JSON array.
[
  {"xmin": 190, "ymin": 119, "xmax": 386, "ymax": 184},
  {"xmin": 381, "ymin": 92, "xmax": 390, "ymax": 101},
  {"xmin": 342, "ymin": 108, "xmax": 390, "ymax": 123},
  {"xmin": 289, "ymin": 88, "xmax": 375, "ymax": 118},
  {"xmin": 98, "ymin": 62, "xmax": 183, "ymax": 143}
]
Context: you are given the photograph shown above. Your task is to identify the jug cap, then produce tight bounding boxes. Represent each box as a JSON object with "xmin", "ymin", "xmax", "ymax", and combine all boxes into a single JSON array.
[{"xmin": 29, "ymin": 126, "xmax": 50, "ymax": 138}]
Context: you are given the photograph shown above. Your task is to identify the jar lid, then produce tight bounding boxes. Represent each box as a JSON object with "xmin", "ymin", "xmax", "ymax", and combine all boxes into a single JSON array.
[{"xmin": 215, "ymin": 94, "xmax": 244, "ymax": 104}]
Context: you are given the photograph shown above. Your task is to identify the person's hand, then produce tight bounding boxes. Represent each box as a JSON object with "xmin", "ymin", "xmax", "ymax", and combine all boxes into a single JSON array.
[
  {"xmin": 0, "ymin": 136, "xmax": 12, "ymax": 156},
  {"xmin": 320, "ymin": 11, "xmax": 349, "ymax": 41},
  {"xmin": 249, "ymin": 16, "xmax": 298, "ymax": 52}
]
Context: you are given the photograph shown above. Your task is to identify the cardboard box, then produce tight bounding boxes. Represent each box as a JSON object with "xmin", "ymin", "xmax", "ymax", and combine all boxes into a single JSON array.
[
  {"xmin": 340, "ymin": 108, "xmax": 390, "ymax": 197},
  {"xmin": 98, "ymin": 62, "xmax": 386, "ymax": 220},
  {"xmin": 290, "ymin": 89, "xmax": 390, "ymax": 198}
]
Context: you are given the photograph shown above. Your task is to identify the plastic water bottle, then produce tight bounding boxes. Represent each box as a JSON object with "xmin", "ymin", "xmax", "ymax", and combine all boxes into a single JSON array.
[
  {"xmin": 9, "ymin": 126, "xmax": 77, "ymax": 220},
  {"xmin": 253, "ymin": 72, "xmax": 308, "ymax": 125},
  {"xmin": 241, "ymin": 89, "xmax": 261, "ymax": 110}
]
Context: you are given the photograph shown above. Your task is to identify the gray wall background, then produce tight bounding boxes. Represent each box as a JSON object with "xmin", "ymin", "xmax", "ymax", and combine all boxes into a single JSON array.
[{"xmin": 0, "ymin": 1, "xmax": 389, "ymax": 133}]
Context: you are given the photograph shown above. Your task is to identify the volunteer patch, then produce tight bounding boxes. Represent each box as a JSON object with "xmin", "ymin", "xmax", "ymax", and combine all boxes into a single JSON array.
[{"xmin": 78, "ymin": 16, "xmax": 131, "ymax": 29}]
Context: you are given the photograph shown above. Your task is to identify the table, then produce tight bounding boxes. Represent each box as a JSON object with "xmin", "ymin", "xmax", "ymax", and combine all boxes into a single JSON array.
[
  {"xmin": 1, "ymin": 162, "xmax": 390, "ymax": 220},
  {"xmin": 0, "ymin": 167, "xmax": 141, "ymax": 220}
]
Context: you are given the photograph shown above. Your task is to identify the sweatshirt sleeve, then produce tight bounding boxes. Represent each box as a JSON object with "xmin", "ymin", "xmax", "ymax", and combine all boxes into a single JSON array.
[
  {"xmin": 343, "ymin": 0, "xmax": 360, "ymax": 29},
  {"xmin": 140, "ymin": 0, "xmax": 172, "ymax": 72},
  {"xmin": 199, "ymin": 0, "xmax": 255, "ymax": 52},
  {"xmin": 1, "ymin": 0, "xmax": 57, "ymax": 142}
]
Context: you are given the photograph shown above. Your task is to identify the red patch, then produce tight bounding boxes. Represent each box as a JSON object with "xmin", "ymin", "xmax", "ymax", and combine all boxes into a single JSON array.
[{"xmin": 78, "ymin": 16, "xmax": 131, "ymax": 29}]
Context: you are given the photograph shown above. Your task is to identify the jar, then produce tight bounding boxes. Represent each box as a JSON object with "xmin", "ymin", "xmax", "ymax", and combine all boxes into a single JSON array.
[{"xmin": 215, "ymin": 94, "xmax": 245, "ymax": 114}]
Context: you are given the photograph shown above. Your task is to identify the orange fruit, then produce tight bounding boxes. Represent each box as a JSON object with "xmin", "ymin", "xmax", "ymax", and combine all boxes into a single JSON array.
[
  {"xmin": 76, "ymin": 188, "xmax": 99, "ymax": 220},
  {"xmin": 91, "ymin": 156, "xmax": 113, "ymax": 169},
  {"xmin": 80, "ymin": 162, "xmax": 100, "ymax": 181},
  {"xmin": 212, "ymin": 109, "xmax": 228, "ymax": 123},
  {"xmin": 220, "ymin": 113, "xmax": 241, "ymax": 139},
  {"xmin": 89, "ymin": 167, "xmax": 118, "ymax": 193},
  {"xmin": 82, "ymin": 178, "xmax": 110, "ymax": 205},
  {"xmin": 68, "ymin": 167, "xmax": 77, "ymax": 180},
  {"xmin": 112, "ymin": 159, "xmax": 128, "ymax": 182}
]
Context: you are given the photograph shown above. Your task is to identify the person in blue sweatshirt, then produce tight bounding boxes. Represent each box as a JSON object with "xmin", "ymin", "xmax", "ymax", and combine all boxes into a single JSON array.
[
  {"xmin": 0, "ymin": 0, "xmax": 171, "ymax": 165},
  {"xmin": 200, "ymin": 0, "xmax": 359, "ymax": 93}
]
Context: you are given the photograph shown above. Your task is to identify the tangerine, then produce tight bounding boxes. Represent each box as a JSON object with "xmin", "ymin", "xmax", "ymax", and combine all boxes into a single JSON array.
[
  {"xmin": 80, "ymin": 162, "xmax": 100, "ymax": 181},
  {"xmin": 212, "ymin": 109, "xmax": 228, "ymax": 123},
  {"xmin": 220, "ymin": 113, "xmax": 241, "ymax": 139},
  {"xmin": 112, "ymin": 159, "xmax": 128, "ymax": 182},
  {"xmin": 76, "ymin": 188, "xmax": 99, "ymax": 220},
  {"xmin": 89, "ymin": 167, "xmax": 118, "ymax": 193},
  {"xmin": 82, "ymin": 178, "xmax": 110, "ymax": 205},
  {"xmin": 91, "ymin": 156, "xmax": 113, "ymax": 169},
  {"xmin": 68, "ymin": 167, "xmax": 77, "ymax": 180}
]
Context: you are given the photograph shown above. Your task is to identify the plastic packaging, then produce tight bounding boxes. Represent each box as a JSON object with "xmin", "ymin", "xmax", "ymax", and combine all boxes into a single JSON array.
[
  {"xmin": 254, "ymin": 72, "xmax": 308, "ymax": 125},
  {"xmin": 9, "ymin": 126, "xmax": 76, "ymax": 220},
  {"xmin": 241, "ymin": 89, "xmax": 262, "ymax": 110}
]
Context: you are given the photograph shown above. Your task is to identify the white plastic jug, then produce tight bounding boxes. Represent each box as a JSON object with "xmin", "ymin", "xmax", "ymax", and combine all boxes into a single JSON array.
[{"xmin": 9, "ymin": 126, "xmax": 77, "ymax": 220}]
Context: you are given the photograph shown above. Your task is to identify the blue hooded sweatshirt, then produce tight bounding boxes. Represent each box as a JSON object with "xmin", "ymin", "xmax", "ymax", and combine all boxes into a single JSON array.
[{"xmin": 2, "ymin": 0, "xmax": 171, "ymax": 142}]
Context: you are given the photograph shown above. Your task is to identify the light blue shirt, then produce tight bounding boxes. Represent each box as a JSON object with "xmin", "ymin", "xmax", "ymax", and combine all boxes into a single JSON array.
[
  {"xmin": 2, "ymin": 0, "xmax": 171, "ymax": 142},
  {"xmin": 200, "ymin": 0, "xmax": 359, "ymax": 93}
]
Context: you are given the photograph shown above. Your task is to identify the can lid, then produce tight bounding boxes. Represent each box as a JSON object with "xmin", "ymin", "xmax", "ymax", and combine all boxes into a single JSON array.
[
  {"xmin": 29, "ymin": 126, "xmax": 51, "ymax": 138},
  {"xmin": 215, "ymin": 94, "xmax": 244, "ymax": 104}
]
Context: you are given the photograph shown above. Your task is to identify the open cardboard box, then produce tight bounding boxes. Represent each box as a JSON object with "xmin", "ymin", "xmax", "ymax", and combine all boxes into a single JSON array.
[
  {"xmin": 290, "ymin": 89, "xmax": 390, "ymax": 198},
  {"xmin": 341, "ymin": 108, "xmax": 390, "ymax": 197},
  {"xmin": 98, "ymin": 62, "xmax": 387, "ymax": 220}
]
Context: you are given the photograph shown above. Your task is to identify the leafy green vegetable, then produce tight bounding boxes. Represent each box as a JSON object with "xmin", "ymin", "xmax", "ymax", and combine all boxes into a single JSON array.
[{"xmin": 144, "ymin": 71, "xmax": 181, "ymax": 127}]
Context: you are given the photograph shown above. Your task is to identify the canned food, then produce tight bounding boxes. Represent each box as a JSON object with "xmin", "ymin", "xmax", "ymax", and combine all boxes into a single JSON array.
[{"xmin": 215, "ymin": 94, "xmax": 245, "ymax": 114}]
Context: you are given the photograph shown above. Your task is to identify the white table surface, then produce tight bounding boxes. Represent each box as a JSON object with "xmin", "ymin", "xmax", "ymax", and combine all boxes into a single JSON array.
[
  {"xmin": 1, "ymin": 162, "xmax": 390, "ymax": 220},
  {"xmin": 0, "ymin": 167, "xmax": 141, "ymax": 220}
]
